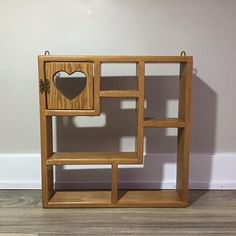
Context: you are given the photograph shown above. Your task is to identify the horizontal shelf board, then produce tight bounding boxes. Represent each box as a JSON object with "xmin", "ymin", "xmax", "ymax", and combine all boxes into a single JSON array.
[
  {"xmin": 47, "ymin": 190, "xmax": 186, "ymax": 208},
  {"xmin": 117, "ymin": 190, "xmax": 186, "ymax": 207},
  {"xmin": 46, "ymin": 152, "xmax": 139, "ymax": 165},
  {"xmin": 118, "ymin": 190, "xmax": 181, "ymax": 204},
  {"xmin": 45, "ymin": 109, "xmax": 99, "ymax": 116},
  {"xmin": 39, "ymin": 55, "xmax": 192, "ymax": 63},
  {"xmin": 49, "ymin": 191, "xmax": 111, "ymax": 205},
  {"xmin": 143, "ymin": 118, "xmax": 186, "ymax": 128},
  {"xmin": 100, "ymin": 90, "xmax": 140, "ymax": 98}
]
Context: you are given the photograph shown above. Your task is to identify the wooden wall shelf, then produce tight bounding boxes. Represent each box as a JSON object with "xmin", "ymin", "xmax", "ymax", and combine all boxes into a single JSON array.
[{"xmin": 38, "ymin": 52, "xmax": 192, "ymax": 208}]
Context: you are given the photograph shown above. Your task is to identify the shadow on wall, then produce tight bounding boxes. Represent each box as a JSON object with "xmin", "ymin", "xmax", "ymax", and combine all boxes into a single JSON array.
[
  {"xmin": 190, "ymin": 71, "xmax": 217, "ymax": 189},
  {"xmin": 54, "ymin": 72, "xmax": 216, "ymax": 190}
]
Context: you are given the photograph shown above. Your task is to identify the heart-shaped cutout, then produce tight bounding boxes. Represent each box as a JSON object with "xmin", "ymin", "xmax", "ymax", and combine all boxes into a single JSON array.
[{"xmin": 53, "ymin": 71, "xmax": 87, "ymax": 100}]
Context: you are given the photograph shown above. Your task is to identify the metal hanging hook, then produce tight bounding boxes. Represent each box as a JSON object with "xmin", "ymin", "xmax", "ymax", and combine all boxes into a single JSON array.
[
  {"xmin": 44, "ymin": 50, "xmax": 50, "ymax": 55},
  {"xmin": 180, "ymin": 51, "xmax": 186, "ymax": 56}
]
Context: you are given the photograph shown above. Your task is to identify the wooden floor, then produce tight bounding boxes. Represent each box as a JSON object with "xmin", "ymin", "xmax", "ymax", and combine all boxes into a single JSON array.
[{"xmin": 0, "ymin": 190, "xmax": 235, "ymax": 235}]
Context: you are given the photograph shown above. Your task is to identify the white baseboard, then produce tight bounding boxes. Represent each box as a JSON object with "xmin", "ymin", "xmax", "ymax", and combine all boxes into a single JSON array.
[
  {"xmin": 0, "ymin": 153, "xmax": 236, "ymax": 189},
  {"xmin": 0, "ymin": 154, "xmax": 41, "ymax": 189}
]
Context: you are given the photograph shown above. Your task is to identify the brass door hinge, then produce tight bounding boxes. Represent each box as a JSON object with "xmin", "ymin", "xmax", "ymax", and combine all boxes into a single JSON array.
[{"xmin": 39, "ymin": 79, "xmax": 50, "ymax": 94}]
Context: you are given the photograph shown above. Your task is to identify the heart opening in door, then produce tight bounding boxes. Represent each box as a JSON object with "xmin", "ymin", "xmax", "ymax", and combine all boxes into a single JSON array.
[{"xmin": 53, "ymin": 71, "xmax": 87, "ymax": 100}]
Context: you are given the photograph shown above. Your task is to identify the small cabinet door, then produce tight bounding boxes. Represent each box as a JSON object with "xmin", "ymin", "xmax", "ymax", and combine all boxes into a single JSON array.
[{"xmin": 45, "ymin": 62, "xmax": 93, "ymax": 110}]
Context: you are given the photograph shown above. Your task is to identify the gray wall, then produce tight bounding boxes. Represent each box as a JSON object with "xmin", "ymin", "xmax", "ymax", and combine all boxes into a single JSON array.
[{"xmin": 1, "ymin": 0, "xmax": 236, "ymax": 155}]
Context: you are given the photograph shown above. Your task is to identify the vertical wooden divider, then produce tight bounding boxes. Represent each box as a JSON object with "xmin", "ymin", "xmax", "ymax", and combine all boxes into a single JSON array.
[
  {"xmin": 38, "ymin": 58, "xmax": 54, "ymax": 207},
  {"xmin": 177, "ymin": 60, "xmax": 192, "ymax": 204},
  {"xmin": 135, "ymin": 61, "xmax": 145, "ymax": 162},
  {"xmin": 111, "ymin": 163, "xmax": 118, "ymax": 204},
  {"xmin": 94, "ymin": 61, "xmax": 101, "ymax": 114}
]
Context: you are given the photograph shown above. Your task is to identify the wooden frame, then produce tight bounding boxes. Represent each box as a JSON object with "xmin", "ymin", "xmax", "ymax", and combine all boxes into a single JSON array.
[{"xmin": 38, "ymin": 53, "xmax": 192, "ymax": 208}]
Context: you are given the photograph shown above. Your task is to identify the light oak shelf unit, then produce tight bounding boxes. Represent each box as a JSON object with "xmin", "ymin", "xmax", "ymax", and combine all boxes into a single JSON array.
[{"xmin": 38, "ymin": 53, "xmax": 192, "ymax": 208}]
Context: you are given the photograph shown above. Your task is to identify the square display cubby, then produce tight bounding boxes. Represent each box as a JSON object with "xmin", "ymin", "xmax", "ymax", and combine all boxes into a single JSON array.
[{"xmin": 47, "ymin": 164, "xmax": 113, "ymax": 208}]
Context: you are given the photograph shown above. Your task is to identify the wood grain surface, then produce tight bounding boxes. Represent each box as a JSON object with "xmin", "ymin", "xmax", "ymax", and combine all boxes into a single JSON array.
[
  {"xmin": 46, "ymin": 152, "xmax": 139, "ymax": 165},
  {"xmin": 46, "ymin": 62, "xmax": 93, "ymax": 110},
  {"xmin": 0, "ymin": 190, "xmax": 236, "ymax": 235},
  {"xmin": 39, "ymin": 55, "xmax": 192, "ymax": 63},
  {"xmin": 143, "ymin": 118, "xmax": 186, "ymax": 128}
]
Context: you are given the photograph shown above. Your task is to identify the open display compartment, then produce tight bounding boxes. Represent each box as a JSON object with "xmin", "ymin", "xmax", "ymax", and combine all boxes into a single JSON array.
[{"xmin": 38, "ymin": 53, "xmax": 192, "ymax": 208}]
